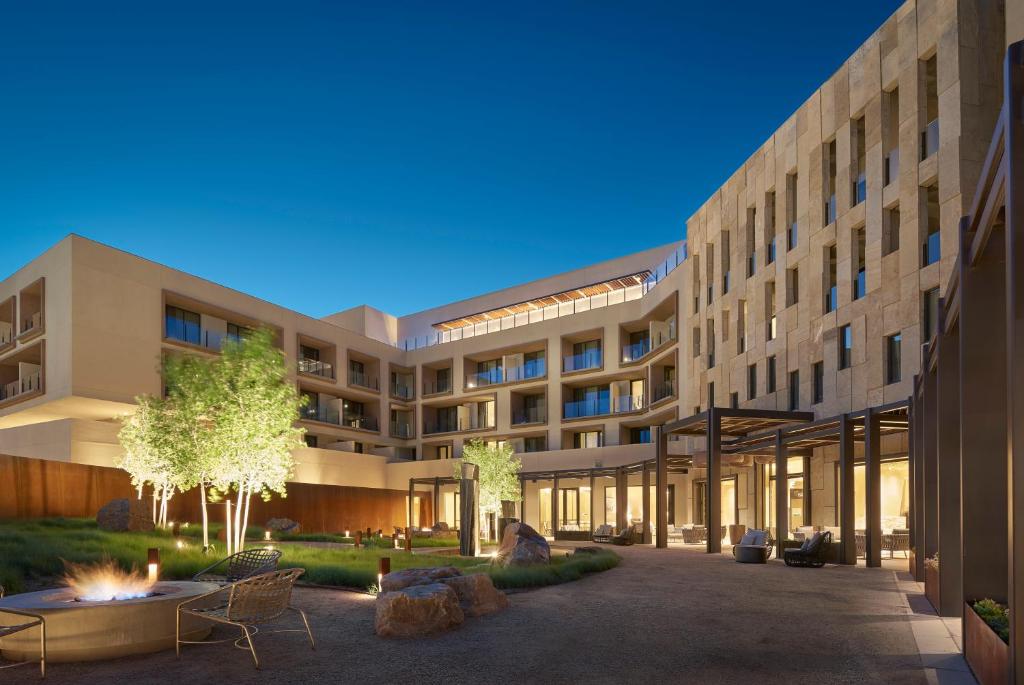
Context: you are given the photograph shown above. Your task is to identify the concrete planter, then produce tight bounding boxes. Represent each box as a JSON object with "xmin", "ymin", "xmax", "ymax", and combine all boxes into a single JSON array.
[
  {"xmin": 964, "ymin": 602, "xmax": 1008, "ymax": 685},
  {"xmin": 925, "ymin": 564, "xmax": 940, "ymax": 612}
]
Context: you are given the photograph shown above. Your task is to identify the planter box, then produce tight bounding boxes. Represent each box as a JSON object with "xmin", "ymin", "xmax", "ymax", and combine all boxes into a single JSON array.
[
  {"xmin": 908, "ymin": 550, "xmax": 916, "ymax": 578},
  {"xmin": 965, "ymin": 602, "xmax": 1009, "ymax": 685},
  {"xmin": 925, "ymin": 564, "xmax": 940, "ymax": 612}
]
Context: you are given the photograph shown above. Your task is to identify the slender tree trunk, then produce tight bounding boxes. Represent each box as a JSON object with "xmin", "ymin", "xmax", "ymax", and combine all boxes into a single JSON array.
[
  {"xmin": 233, "ymin": 483, "xmax": 246, "ymax": 553},
  {"xmin": 152, "ymin": 485, "xmax": 158, "ymax": 524},
  {"xmin": 199, "ymin": 482, "xmax": 210, "ymax": 551},
  {"xmin": 241, "ymin": 487, "xmax": 252, "ymax": 553},
  {"xmin": 226, "ymin": 499, "xmax": 233, "ymax": 557}
]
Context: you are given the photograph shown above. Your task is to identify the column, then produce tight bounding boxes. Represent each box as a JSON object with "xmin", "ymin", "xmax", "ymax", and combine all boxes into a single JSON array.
[
  {"xmin": 864, "ymin": 407, "xmax": 882, "ymax": 568},
  {"xmin": 656, "ymin": 427, "xmax": 668, "ymax": 548},
  {"xmin": 922, "ymin": 368, "xmax": 939, "ymax": 568},
  {"xmin": 615, "ymin": 468, "xmax": 628, "ymax": 533},
  {"xmin": 551, "ymin": 475, "xmax": 559, "ymax": 540},
  {"xmin": 642, "ymin": 462, "xmax": 652, "ymax": 544},
  {"xmin": 407, "ymin": 479, "xmax": 415, "ymax": 529},
  {"xmin": 910, "ymin": 391, "xmax": 925, "ymax": 580},
  {"xmin": 589, "ymin": 471, "xmax": 596, "ymax": 535},
  {"xmin": 774, "ymin": 430, "xmax": 788, "ymax": 559},
  {"xmin": 433, "ymin": 477, "xmax": 440, "ymax": 527},
  {"xmin": 707, "ymin": 408, "xmax": 722, "ymax": 553},
  {"xmin": 936, "ymin": 327, "xmax": 963, "ymax": 616},
  {"xmin": 838, "ymin": 413, "xmax": 856, "ymax": 565},
  {"xmin": 802, "ymin": 455, "xmax": 812, "ymax": 527}
]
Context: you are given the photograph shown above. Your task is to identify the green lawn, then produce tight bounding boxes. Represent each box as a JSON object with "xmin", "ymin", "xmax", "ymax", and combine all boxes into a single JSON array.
[{"xmin": 0, "ymin": 518, "xmax": 619, "ymax": 594}]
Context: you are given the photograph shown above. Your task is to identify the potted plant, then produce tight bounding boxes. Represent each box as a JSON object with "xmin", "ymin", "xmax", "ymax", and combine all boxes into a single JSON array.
[
  {"xmin": 964, "ymin": 598, "xmax": 1009, "ymax": 684},
  {"xmin": 924, "ymin": 554, "xmax": 939, "ymax": 611}
]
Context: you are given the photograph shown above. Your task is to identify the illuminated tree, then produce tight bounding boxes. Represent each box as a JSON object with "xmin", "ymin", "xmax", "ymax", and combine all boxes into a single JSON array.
[
  {"xmin": 117, "ymin": 394, "xmax": 177, "ymax": 528},
  {"xmin": 456, "ymin": 439, "xmax": 522, "ymax": 522}
]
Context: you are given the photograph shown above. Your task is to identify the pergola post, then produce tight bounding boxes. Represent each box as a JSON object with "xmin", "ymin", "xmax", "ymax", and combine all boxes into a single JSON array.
[
  {"xmin": 838, "ymin": 413, "xmax": 856, "ymax": 565},
  {"xmin": 910, "ymin": 389, "xmax": 925, "ymax": 580},
  {"xmin": 433, "ymin": 477, "xmax": 440, "ymax": 527},
  {"xmin": 921, "ymin": 367, "xmax": 939, "ymax": 564},
  {"xmin": 774, "ymin": 429, "xmax": 787, "ymax": 558},
  {"xmin": 935, "ymin": 324, "xmax": 963, "ymax": 616},
  {"xmin": 407, "ymin": 478, "xmax": 415, "ymax": 529},
  {"xmin": 656, "ymin": 426, "xmax": 668, "ymax": 548},
  {"xmin": 642, "ymin": 462, "xmax": 651, "ymax": 544},
  {"xmin": 551, "ymin": 475, "xmax": 559, "ymax": 539},
  {"xmin": 707, "ymin": 408, "xmax": 722, "ymax": 553},
  {"xmin": 960, "ymin": 218, "xmax": 1008, "ymax": 617},
  {"xmin": 589, "ymin": 471, "xmax": 596, "ymax": 535},
  {"xmin": 864, "ymin": 407, "xmax": 882, "ymax": 568},
  {"xmin": 802, "ymin": 455, "xmax": 811, "ymax": 528},
  {"xmin": 520, "ymin": 478, "xmax": 525, "ymax": 522},
  {"xmin": 615, "ymin": 468, "xmax": 628, "ymax": 533}
]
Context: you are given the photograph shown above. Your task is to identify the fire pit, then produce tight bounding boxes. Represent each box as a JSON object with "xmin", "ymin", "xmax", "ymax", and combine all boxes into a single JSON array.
[{"xmin": 0, "ymin": 562, "xmax": 218, "ymax": 662}]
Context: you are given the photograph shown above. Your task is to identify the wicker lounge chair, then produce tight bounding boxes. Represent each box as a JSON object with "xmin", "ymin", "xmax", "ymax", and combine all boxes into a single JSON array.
[
  {"xmin": 611, "ymin": 526, "xmax": 635, "ymax": 546},
  {"xmin": 0, "ymin": 586, "xmax": 46, "ymax": 678},
  {"xmin": 592, "ymin": 524, "xmax": 614, "ymax": 543},
  {"xmin": 666, "ymin": 525, "xmax": 684, "ymax": 543},
  {"xmin": 192, "ymin": 548, "xmax": 282, "ymax": 584},
  {"xmin": 733, "ymin": 529, "xmax": 773, "ymax": 563},
  {"xmin": 783, "ymin": 531, "xmax": 832, "ymax": 568},
  {"xmin": 681, "ymin": 526, "xmax": 707, "ymax": 544},
  {"xmin": 176, "ymin": 568, "xmax": 314, "ymax": 669},
  {"xmin": 885, "ymin": 529, "xmax": 911, "ymax": 558}
]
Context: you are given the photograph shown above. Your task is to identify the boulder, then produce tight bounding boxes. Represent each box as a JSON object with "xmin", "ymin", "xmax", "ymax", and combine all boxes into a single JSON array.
[
  {"xmin": 440, "ymin": 573, "xmax": 509, "ymax": 617},
  {"xmin": 374, "ymin": 583, "xmax": 464, "ymax": 637},
  {"xmin": 266, "ymin": 518, "xmax": 301, "ymax": 535},
  {"xmin": 96, "ymin": 498, "xmax": 154, "ymax": 532},
  {"xmin": 496, "ymin": 522, "xmax": 550, "ymax": 567},
  {"xmin": 432, "ymin": 521, "xmax": 450, "ymax": 532},
  {"xmin": 380, "ymin": 566, "xmax": 462, "ymax": 593}
]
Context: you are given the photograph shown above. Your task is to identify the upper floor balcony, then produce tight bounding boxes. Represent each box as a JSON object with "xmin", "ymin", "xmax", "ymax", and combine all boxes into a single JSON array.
[
  {"xmin": 562, "ymin": 378, "xmax": 646, "ymax": 420},
  {"xmin": 297, "ymin": 336, "xmax": 336, "ymax": 381},
  {"xmin": 620, "ymin": 315, "xmax": 676, "ymax": 364},
  {"xmin": 422, "ymin": 398, "xmax": 496, "ymax": 435},
  {"xmin": 298, "ymin": 358, "xmax": 335, "ymax": 379},
  {"xmin": 0, "ymin": 342, "xmax": 43, "ymax": 406},
  {"xmin": 464, "ymin": 348, "xmax": 546, "ymax": 390},
  {"xmin": 389, "ymin": 366, "xmax": 415, "ymax": 401},
  {"xmin": 347, "ymin": 352, "xmax": 380, "ymax": 392},
  {"xmin": 164, "ymin": 299, "xmax": 265, "ymax": 354}
]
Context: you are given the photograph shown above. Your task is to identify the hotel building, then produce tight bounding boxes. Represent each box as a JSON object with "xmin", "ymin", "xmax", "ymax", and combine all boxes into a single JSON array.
[{"xmin": 0, "ymin": 0, "xmax": 1020, "ymax": 610}]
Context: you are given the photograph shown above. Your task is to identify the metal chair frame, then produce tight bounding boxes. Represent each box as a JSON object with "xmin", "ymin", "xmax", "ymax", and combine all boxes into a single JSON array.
[
  {"xmin": 192, "ymin": 548, "xmax": 282, "ymax": 584},
  {"xmin": 0, "ymin": 586, "xmax": 46, "ymax": 678},
  {"xmin": 176, "ymin": 568, "xmax": 314, "ymax": 670}
]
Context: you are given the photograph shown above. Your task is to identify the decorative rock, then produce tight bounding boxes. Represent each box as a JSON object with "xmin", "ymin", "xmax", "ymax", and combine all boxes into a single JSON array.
[
  {"xmin": 496, "ymin": 522, "xmax": 550, "ymax": 567},
  {"xmin": 96, "ymin": 498, "xmax": 154, "ymax": 532},
  {"xmin": 432, "ymin": 521, "xmax": 450, "ymax": 532},
  {"xmin": 266, "ymin": 518, "xmax": 301, "ymax": 535},
  {"xmin": 440, "ymin": 573, "xmax": 509, "ymax": 617},
  {"xmin": 380, "ymin": 566, "xmax": 462, "ymax": 593},
  {"xmin": 374, "ymin": 583, "xmax": 464, "ymax": 638}
]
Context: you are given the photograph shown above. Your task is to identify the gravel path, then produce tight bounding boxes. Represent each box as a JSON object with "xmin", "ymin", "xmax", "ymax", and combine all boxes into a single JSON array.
[{"xmin": 5, "ymin": 545, "xmax": 927, "ymax": 684}]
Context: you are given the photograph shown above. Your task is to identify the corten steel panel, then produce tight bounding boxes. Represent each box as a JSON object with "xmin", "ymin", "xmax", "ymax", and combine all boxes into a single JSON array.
[
  {"xmin": 922, "ymin": 369, "xmax": 939, "ymax": 562},
  {"xmin": 864, "ymin": 408, "xmax": 882, "ymax": 568},
  {"xmin": 935, "ymin": 329, "xmax": 963, "ymax": 617},
  {"xmin": 0, "ymin": 454, "xmax": 134, "ymax": 519},
  {"xmin": 706, "ymin": 409, "xmax": 722, "ymax": 553}
]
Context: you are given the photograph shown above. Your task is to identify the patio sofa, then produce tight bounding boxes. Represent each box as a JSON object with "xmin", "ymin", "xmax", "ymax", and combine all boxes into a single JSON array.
[
  {"xmin": 783, "ymin": 531, "xmax": 832, "ymax": 568},
  {"xmin": 733, "ymin": 529, "xmax": 773, "ymax": 564}
]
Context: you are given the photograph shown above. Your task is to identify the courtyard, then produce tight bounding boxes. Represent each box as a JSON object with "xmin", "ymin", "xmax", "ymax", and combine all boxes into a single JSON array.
[{"xmin": 4, "ymin": 544, "xmax": 957, "ymax": 684}]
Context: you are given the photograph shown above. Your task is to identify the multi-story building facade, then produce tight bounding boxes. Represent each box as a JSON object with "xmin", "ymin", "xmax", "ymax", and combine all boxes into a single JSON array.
[{"xmin": 0, "ymin": 0, "xmax": 1013, "ymax": 545}]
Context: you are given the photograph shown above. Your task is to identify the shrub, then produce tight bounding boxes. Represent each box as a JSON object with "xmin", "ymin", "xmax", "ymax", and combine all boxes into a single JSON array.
[{"xmin": 973, "ymin": 598, "xmax": 1010, "ymax": 644}]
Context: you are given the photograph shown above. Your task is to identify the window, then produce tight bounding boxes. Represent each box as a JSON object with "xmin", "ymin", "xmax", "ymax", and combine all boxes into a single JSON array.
[
  {"xmin": 730, "ymin": 392, "xmax": 739, "ymax": 409},
  {"xmin": 737, "ymin": 300, "xmax": 747, "ymax": 353},
  {"xmin": 630, "ymin": 427, "xmax": 652, "ymax": 444},
  {"xmin": 853, "ymin": 227, "xmax": 866, "ymax": 300},
  {"xmin": 786, "ymin": 173, "xmax": 798, "ymax": 250},
  {"xmin": 883, "ymin": 206, "xmax": 901, "ymax": 256},
  {"xmin": 707, "ymin": 318, "xmax": 716, "ymax": 368},
  {"xmin": 721, "ymin": 232, "xmax": 731, "ymax": 295},
  {"xmin": 765, "ymin": 281, "xmax": 777, "ymax": 341},
  {"xmin": 839, "ymin": 324, "xmax": 852, "ymax": 370},
  {"xmin": 165, "ymin": 305, "xmax": 201, "ymax": 345},
  {"xmin": 300, "ymin": 344, "xmax": 320, "ymax": 362},
  {"xmin": 786, "ymin": 267, "xmax": 799, "ymax": 307},
  {"xmin": 767, "ymin": 356, "xmax": 777, "ymax": 393},
  {"xmin": 921, "ymin": 56, "xmax": 938, "ymax": 160},
  {"xmin": 438, "ymin": 445, "xmax": 453, "ymax": 460},
  {"xmin": 812, "ymin": 361, "xmax": 824, "ymax": 404},
  {"xmin": 788, "ymin": 370, "xmax": 800, "ymax": 411},
  {"xmin": 884, "ymin": 88, "xmax": 900, "ymax": 186},
  {"xmin": 692, "ymin": 327, "xmax": 701, "ymax": 358},
  {"xmin": 746, "ymin": 207, "xmax": 757, "ymax": 277},
  {"xmin": 304, "ymin": 434, "xmax": 318, "ymax": 448},
  {"xmin": 708, "ymin": 382, "xmax": 715, "ymax": 409},
  {"xmin": 706, "ymin": 243, "xmax": 715, "ymax": 304},
  {"xmin": 747, "ymin": 363, "xmax": 757, "ymax": 400},
  {"xmin": 573, "ymin": 430, "xmax": 603, "ymax": 449},
  {"xmin": 852, "ymin": 116, "xmax": 866, "ymax": 205},
  {"xmin": 923, "ymin": 184, "xmax": 940, "ymax": 266},
  {"xmin": 824, "ymin": 245, "xmax": 838, "ymax": 313},
  {"xmin": 523, "ymin": 436, "xmax": 546, "ymax": 453},
  {"xmin": 765, "ymin": 191, "xmax": 776, "ymax": 265},
  {"xmin": 886, "ymin": 333, "xmax": 903, "ymax": 384},
  {"xmin": 824, "ymin": 139, "xmax": 837, "ymax": 226},
  {"xmin": 923, "ymin": 288, "xmax": 940, "ymax": 342},
  {"xmin": 226, "ymin": 322, "xmax": 251, "ymax": 343},
  {"xmin": 570, "ymin": 339, "xmax": 602, "ymax": 371}
]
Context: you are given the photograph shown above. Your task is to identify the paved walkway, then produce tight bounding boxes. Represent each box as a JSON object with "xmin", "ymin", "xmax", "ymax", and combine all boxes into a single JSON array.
[{"xmin": 7, "ymin": 545, "xmax": 946, "ymax": 684}]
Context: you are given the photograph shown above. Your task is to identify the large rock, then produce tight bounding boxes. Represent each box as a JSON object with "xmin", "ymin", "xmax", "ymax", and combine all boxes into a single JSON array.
[
  {"xmin": 496, "ymin": 522, "xmax": 550, "ymax": 567},
  {"xmin": 96, "ymin": 498, "xmax": 154, "ymax": 532},
  {"xmin": 374, "ymin": 583, "xmax": 464, "ymax": 637},
  {"xmin": 440, "ymin": 573, "xmax": 509, "ymax": 617},
  {"xmin": 266, "ymin": 518, "xmax": 301, "ymax": 535},
  {"xmin": 380, "ymin": 566, "xmax": 462, "ymax": 593}
]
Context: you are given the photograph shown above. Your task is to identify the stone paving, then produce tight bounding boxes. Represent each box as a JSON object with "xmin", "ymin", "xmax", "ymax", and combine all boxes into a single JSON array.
[{"xmin": 5, "ymin": 544, "xmax": 940, "ymax": 684}]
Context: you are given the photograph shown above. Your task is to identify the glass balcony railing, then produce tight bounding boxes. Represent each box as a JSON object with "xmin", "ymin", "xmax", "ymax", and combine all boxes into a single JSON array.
[
  {"xmin": 506, "ymin": 359, "xmax": 545, "ymax": 383},
  {"xmin": 652, "ymin": 380, "xmax": 676, "ymax": 403},
  {"xmin": 302, "ymin": 405, "xmax": 340, "ymax": 425},
  {"xmin": 512, "ymin": 406, "xmax": 546, "ymax": 425},
  {"xmin": 854, "ymin": 269, "xmax": 866, "ymax": 300},
  {"xmin": 298, "ymin": 358, "xmax": 335, "ymax": 379},
  {"xmin": 563, "ymin": 350, "xmax": 602, "ymax": 373},
  {"xmin": 0, "ymin": 372, "xmax": 41, "ymax": 401},
  {"xmin": 422, "ymin": 416, "xmax": 495, "ymax": 435},
  {"xmin": 390, "ymin": 421, "xmax": 414, "ymax": 438},
  {"xmin": 390, "ymin": 381, "xmax": 414, "ymax": 400},
  {"xmin": 563, "ymin": 398, "xmax": 611, "ymax": 419},
  {"xmin": 342, "ymin": 414, "xmax": 378, "ymax": 431},
  {"xmin": 613, "ymin": 394, "xmax": 645, "ymax": 414},
  {"xmin": 466, "ymin": 367, "xmax": 503, "ymax": 389},
  {"xmin": 853, "ymin": 173, "xmax": 867, "ymax": 205},
  {"xmin": 884, "ymin": 149, "xmax": 899, "ymax": 186},
  {"xmin": 422, "ymin": 378, "xmax": 452, "ymax": 395},
  {"xmin": 348, "ymin": 369, "xmax": 379, "ymax": 391},
  {"xmin": 923, "ymin": 231, "xmax": 941, "ymax": 267},
  {"xmin": 622, "ymin": 339, "xmax": 651, "ymax": 363},
  {"xmin": 825, "ymin": 193, "xmax": 837, "ymax": 225},
  {"xmin": 825, "ymin": 285, "xmax": 838, "ymax": 313},
  {"xmin": 921, "ymin": 119, "xmax": 939, "ymax": 160}
]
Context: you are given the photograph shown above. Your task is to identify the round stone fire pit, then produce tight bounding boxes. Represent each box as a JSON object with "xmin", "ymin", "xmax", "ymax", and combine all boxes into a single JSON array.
[{"xmin": 0, "ymin": 581, "xmax": 218, "ymax": 662}]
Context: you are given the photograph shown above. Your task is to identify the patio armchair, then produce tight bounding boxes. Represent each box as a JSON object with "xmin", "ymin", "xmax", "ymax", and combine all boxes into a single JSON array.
[
  {"xmin": 0, "ymin": 585, "xmax": 46, "ymax": 678},
  {"xmin": 666, "ymin": 525, "xmax": 684, "ymax": 543},
  {"xmin": 886, "ymin": 529, "xmax": 911, "ymax": 558},
  {"xmin": 176, "ymin": 568, "xmax": 314, "ymax": 669},
  {"xmin": 611, "ymin": 526, "xmax": 635, "ymax": 546},
  {"xmin": 783, "ymin": 531, "xmax": 832, "ymax": 568},
  {"xmin": 192, "ymin": 548, "xmax": 282, "ymax": 584},
  {"xmin": 680, "ymin": 526, "xmax": 707, "ymax": 544},
  {"xmin": 733, "ymin": 529, "xmax": 773, "ymax": 564},
  {"xmin": 592, "ymin": 524, "xmax": 614, "ymax": 543}
]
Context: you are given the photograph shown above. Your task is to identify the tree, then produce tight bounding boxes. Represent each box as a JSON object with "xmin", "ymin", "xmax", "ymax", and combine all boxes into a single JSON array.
[
  {"xmin": 117, "ymin": 394, "xmax": 177, "ymax": 528},
  {"xmin": 210, "ymin": 328, "xmax": 307, "ymax": 555},
  {"xmin": 456, "ymin": 439, "xmax": 522, "ymax": 530}
]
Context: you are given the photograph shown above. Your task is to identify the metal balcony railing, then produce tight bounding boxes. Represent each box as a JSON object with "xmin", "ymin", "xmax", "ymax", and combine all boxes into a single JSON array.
[
  {"xmin": 0, "ymin": 372, "xmax": 41, "ymax": 401},
  {"xmin": 348, "ymin": 369, "xmax": 379, "ymax": 391},
  {"xmin": 342, "ymin": 415, "xmax": 378, "ymax": 431},
  {"xmin": 390, "ymin": 421, "xmax": 414, "ymax": 438},
  {"xmin": 512, "ymin": 407, "xmax": 546, "ymax": 425},
  {"xmin": 298, "ymin": 358, "xmax": 335, "ymax": 379},
  {"xmin": 422, "ymin": 416, "xmax": 495, "ymax": 435},
  {"xmin": 301, "ymin": 405, "xmax": 339, "ymax": 425},
  {"xmin": 390, "ymin": 381, "xmax": 414, "ymax": 400},
  {"xmin": 652, "ymin": 381, "xmax": 676, "ymax": 403},
  {"xmin": 422, "ymin": 378, "xmax": 452, "ymax": 395}
]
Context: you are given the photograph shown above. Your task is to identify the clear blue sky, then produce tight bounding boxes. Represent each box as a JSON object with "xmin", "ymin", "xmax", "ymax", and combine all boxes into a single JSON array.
[{"xmin": 0, "ymin": 1, "xmax": 898, "ymax": 318}]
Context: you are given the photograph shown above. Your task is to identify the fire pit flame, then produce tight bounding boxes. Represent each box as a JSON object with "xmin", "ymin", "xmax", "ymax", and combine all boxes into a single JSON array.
[{"xmin": 63, "ymin": 559, "xmax": 155, "ymax": 602}]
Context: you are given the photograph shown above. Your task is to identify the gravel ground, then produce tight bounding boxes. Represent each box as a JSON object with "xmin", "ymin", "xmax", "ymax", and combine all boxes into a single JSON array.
[{"xmin": 4, "ymin": 545, "xmax": 927, "ymax": 684}]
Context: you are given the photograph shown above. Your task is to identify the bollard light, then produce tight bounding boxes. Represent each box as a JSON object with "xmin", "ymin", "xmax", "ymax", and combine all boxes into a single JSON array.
[
  {"xmin": 147, "ymin": 548, "xmax": 160, "ymax": 583},
  {"xmin": 265, "ymin": 530, "xmax": 272, "ymax": 541}
]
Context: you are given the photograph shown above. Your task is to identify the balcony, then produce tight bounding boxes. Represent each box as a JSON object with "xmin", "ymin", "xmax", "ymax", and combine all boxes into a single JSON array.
[
  {"xmin": 512, "ymin": 406, "xmax": 546, "ymax": 425},
  {"xmin": 506, "ymin": 358, "xmax": 545, "ymax": 383},
  {"xmin": 466, "ymin": 367, "xmax": 503, "ymax": 389},
  {"xmin": 342, "ymin": 414, "xmax": 378, "ymax": 431},
  {"xmin": 390, "ymin": 421, "xmax": 414, "ymax": 439},
  {"xmin": 563, "ymin": 394, "xmax": 644, "ymax": 419},
  {"xmin": 390, "ymin": 380, "xmax": 414, "ymax": 400},
  {"xmin": 1, "ymin": 371, "xmax": 41, "ymax": 402},
  {"xmin": 19, "ymin": 311, "xmax": 42, "ymax": 338},
  {"xmin": 921, "ymin": 119, "xmax": 939, "ymax": 160},
  {"xmin": 651, "ymin": 380, "xmax": 676, "ymax": 404},
  {"xmin": 422, "ymin": 378, "xmax": 452, "ymax": 396},
  {"xmin": 423, "ymin": 416, "xmax": 495, "ymax": 435},
  {"xmin": 563, "ymin": 350, "xmax": 601, "ymax": 373},
  {"xmin": 298, "ymin": 358, "xmax": 335, "ymax": 380},
  {"xmin": 301, "ymin": 404, "xmax": 340, "ymax": 425},
  {"xmin": 622, "ymin": 339, "xmax": 650, "ymax": 363},
  {"xmin": 348, "ymin": 368, "xmax": 379, "ymax": 391}
]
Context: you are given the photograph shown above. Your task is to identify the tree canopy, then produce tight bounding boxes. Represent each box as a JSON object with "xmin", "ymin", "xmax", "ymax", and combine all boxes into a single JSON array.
[{"xmin": 456, "ymin": 439, "xmax": 522, "ymax": 516}]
